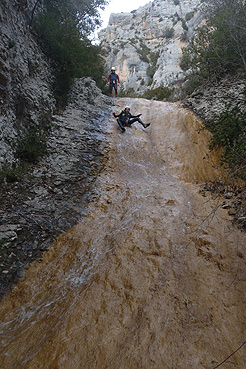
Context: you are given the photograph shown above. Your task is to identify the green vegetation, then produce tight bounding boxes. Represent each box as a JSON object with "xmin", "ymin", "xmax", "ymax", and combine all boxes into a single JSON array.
[
  {"xmin": 182, "ymin": 0, "xmax": 246, "ymax": 83},
  {"xmin": 135, "ymin": 44, "xmax": 159, "ymax": 83},
  {"xmin": 182, "ymin": 75, "xmax": 202, "ymax": 95},
  {"xmin": 32, "ymin": 0, "xmax": 107, "ymax": 108},
  {"xmin": 180, "ymin": 0, "xmax": 246, "ymax": 177},
  {"xmin": 147, "ymin": 65, "xmax": 156, "ymax": 79},
  {"xmin": 143, "ymin": 86, "xmax": 173, "ymax": 101},
  {"xmin": 129, "ymin": 38, "xmax": 138, "ymax": 46},
  {"xmin": 165, "ymin": 27, "xmax": 175, "ymax": 39},
  {"xmin": 118, "ymin": 84, "xmax": 173, "ymax": 101},
  {"xmin": 15, "ymin": 128, "xmax": 47, "ymax": 164},
  {"xmin": 205, "ymin": 108, "xmax": 246, "ymax": 178},
  {"xmin": 180, "ymin": 52, "xmax": 190, "ymax": 71},
  {"xmin": 147, "ymin": 51, "xmax": 160, "ymax": 78},
  {"xmin": 173, "ymin": 0, "xmax": 180, "ymax": 5},
  {"xmin": 118, "ymin": 87, "xmax": 139, "ymax": 98},
  {"xmin": 1, "ymin": 128, "xmax": 49, "ymax": 184},
  {"xmin": 0, "ymin": 162, "xmax": 24, "ymax": 184},
  {"xmin": 8, "ymin": 40, "xmax": 16, "ymax": 49},
  {"xmin": 185, "ymin": 11, "xmax": 195, "ymax": 22},
  {"xmin": 136, "ymin": 42, "xmax": 151, "ymax": 63}
]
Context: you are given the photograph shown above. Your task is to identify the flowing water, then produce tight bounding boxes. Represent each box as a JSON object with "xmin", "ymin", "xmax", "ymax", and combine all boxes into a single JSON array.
[{"xmin": 0, "ymin": 99, "xmax": 245, "ymax": 369}]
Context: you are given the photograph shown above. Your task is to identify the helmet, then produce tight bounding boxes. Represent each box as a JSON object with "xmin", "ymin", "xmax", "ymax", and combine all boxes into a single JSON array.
[
  {"xmin": 111, "ymin": 67, "xmax": 116, "ymax": 71},
  {"xmin": 125, "ymin": 106, "xmax": 130, "ymax": 110}
]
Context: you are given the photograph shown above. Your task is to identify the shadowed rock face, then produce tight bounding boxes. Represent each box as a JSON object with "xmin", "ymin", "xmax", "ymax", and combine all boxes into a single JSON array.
[
  {"xmin": 0, "ymin": 98, "xmax": 245, "ymax": 369},
  {"xmin": 0, "ymin": 0, "xmax": 55, "ymax": 165},
  {"xmin": 99, "ymin": 0, "xmax": 203, "ymax": 92},
  {"xmin": 0, "ymin": 1, "xmax": 114, "ymax": 296},
  {"xmin": 0, "ymin": 78, "xmax": 112, "ymax": 298}
]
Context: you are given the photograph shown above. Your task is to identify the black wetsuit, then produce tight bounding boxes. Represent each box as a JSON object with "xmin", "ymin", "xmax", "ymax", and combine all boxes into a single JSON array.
[{"xmin": 114, "ymin": 110, "xmax": 146, "ymax": 130}]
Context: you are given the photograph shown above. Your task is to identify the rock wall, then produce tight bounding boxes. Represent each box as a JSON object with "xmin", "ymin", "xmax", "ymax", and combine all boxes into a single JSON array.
[
  {"xmin": 0, "ymin": 0, "xmax": 55, "ymax": 166},
  {"xmin": 0, "ymin": 77, "xmax": 112, "ymax": 298},
  {"xmin": 184, "ymin": 76, "xmax": 246, "ymax": 121},
  {"xmin": 99, "ymin": 0, "xmax": 203, "ymax": 93},
  {"xmin": 0, "ymin": 1, "xmax": 113, "ymax": 298}
]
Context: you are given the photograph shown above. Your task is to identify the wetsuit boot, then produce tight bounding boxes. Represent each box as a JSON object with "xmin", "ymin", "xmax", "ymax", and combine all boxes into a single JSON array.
[{"xmin": 139, "ymin": 119, "xmax": 151, "ymax": 128}]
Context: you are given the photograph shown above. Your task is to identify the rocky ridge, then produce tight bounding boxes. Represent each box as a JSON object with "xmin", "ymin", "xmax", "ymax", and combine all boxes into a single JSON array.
[{"xmin": 99, "ymin": 0, "xmax": 203, "ymax": 93}]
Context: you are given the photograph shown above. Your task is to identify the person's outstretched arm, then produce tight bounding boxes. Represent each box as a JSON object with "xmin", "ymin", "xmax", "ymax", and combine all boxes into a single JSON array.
[{"xmin": 113, "ymin": 112, "xmax": 121, "ymax": 118}]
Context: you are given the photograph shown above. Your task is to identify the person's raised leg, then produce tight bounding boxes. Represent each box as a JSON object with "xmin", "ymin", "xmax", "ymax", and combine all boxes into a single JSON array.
[{"xmin": 129, "ymin": 118, "xmax": 150, "ymax": 128}]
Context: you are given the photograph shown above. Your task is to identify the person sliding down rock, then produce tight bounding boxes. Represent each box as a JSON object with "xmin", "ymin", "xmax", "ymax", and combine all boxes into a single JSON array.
[
  {"xmin": 107, "ymin": 67, "xmax": 120, "ymax": 97},
  {"xmin": 113, "ymin": 106, "xmax": 151, "ymax": 132}
]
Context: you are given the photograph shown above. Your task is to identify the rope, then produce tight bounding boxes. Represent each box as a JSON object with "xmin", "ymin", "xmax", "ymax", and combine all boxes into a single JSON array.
[{"xmin": 212, "ymin": 341, "xmax": 246, "ymax": 369}]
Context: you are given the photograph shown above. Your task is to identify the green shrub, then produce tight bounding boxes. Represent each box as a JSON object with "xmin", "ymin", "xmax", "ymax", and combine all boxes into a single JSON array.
[
  {"xmin": 8, "ymin": 40, "xmax": 16, "ymax": 48},
  {"xmin": 129, "ymin": 38, "xmax": 137, "ymax": 45},
  {"xmin": 147, "ymin": 65, "xmax": 156, "ymax": 79},
  {"xmin": 150, "ymin": 51, "xmax": 159, "ymax": 65},
  {"xmin": 205, "ymin": 108, "xmax": 246, "ymax": 176},
  {"xmin": 118, "ymin": 87, "xmax": 139, "ymax": 98},
  {"xmin": 182, "ymin": 0, "xmax": 246, "ymax": 82},
  {"xmin": 165, "ymin": 27, "xmax": 175, "ymax": 39},
  {"xmin": 15, "ymin": 129, "xmax": 47, "ymax": 163},
  {"xmin": 143, "ymin": 86, "xmax": 173, "ymax": 101},
  {"xmin": 145, "ymin": 51, "xmax": 160, "ymax": 80},
  {"xmin": 147, "ymin": 78, "xmax": 153, "ymax": 86},
  {"xmin": 182, "ymin": 74, "xmax": 203, "ymax": 95},
  {"xmin": 33, "ymin": 1, "xmax": 106, "ymax": 108},
  {"xmin": 136, "ymin": 42, "xmax": 151, "ymax": 63},
  {"xmin": 0, "ymin": 162, "xmax": 24, "ymax": 184},
  {"xmin": 180, "ymin": 52, "xmax": 191, "ymax": 71},
  {"xmin": 185, "ymin": 11, "xmax": 195, "ymax": 22},
  {"xmin": 173, "ymin": 0, "xmax": 180, "ymax": 5}
]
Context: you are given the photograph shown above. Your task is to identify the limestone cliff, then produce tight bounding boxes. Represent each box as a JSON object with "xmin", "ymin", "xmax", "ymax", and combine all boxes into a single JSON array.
[
  {"xmin": 0, "ymin": 0, "xmax": 55, "ymax": 166},
  {"xmin": 99, "ymin": 0, "xmax": 203, "ymax": 93}
]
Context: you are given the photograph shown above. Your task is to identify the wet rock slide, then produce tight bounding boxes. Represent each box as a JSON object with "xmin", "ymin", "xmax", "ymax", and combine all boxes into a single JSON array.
[{"xmin": 0, "ymin": 98, "xmax": 245, "ymax": 369}]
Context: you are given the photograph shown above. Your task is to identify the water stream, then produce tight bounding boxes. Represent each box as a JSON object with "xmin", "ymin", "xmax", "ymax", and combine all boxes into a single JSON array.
[{"xmin": 0, "ymin": 98, "xmax": 245, "ymax": 369}]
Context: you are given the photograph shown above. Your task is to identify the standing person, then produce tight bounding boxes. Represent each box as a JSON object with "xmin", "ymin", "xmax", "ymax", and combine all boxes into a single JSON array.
[
  {"xmin": 107, "ymin": 67, "xmax": 120, "ymax": 97},
  {"xmin": 113, "ymin": 106, "xmax": 150, "ymax": 132}
]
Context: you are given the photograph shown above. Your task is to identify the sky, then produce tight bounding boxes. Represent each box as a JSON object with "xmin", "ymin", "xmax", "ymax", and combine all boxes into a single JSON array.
[{"xmin": 99, "ymin": 0, "xmax": 152, "ymax": 30}]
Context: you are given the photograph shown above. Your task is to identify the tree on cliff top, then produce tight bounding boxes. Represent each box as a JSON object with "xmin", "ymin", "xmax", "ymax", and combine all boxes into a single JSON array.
[
  {"xmin": 181, "ymin": 0, "xmax": 246, "ymax": 179},
  {"xmin": 31, "ymin": 0, "xmax": 108, "ymax": 108},
  {"xmin": 31, "ymin": 0, "xmax": 108, "ymax": 34},
  {"xmin": 181, "ymin": 0, "xmax": 246, "ymax": 81}
]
